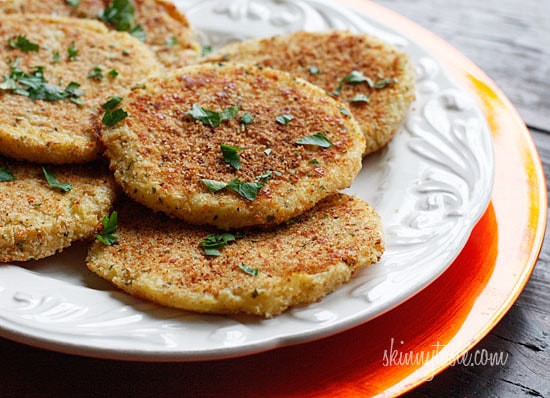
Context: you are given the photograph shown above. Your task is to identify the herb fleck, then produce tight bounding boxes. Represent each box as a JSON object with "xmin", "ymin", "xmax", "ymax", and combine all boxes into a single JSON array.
[
  {"xmin": 309, "ymin": 66, "xmax": 321, "ymax": 75},
  {"xmin": 264, "ymin": 148, "xmax": 272, "ymax": 156},
  {"xmin": 88, "ymin": 66, "xmax": 104, "ymax": 81},
  {"xmin": 239, "ymin": 263, "xmax": 259, "ymax": 277},
  {"xmin": 165, "ymin": 36, "xmax": 178, "ymax": 47},
  {"xmin": 333, "ymin": 70, "xmax": 374, "ymax": 96},
  {"xmin": 108, "ymin": 69, "xmax": 119, "ymax": 78},
  {"xmin": 42, "ymin": 167, "xmax": 72, "ymax": 193},
  {"xmin": 95, "ymin": 211, "xmax": 118, "ymax": 246},
  {"xmin": 240, "ymin": 112, "xmax": 254, "ymax": 131},
  {"xmin": 0, "ymin": 166, "xmax": 15, "ymax": 182},
  {"xmin": 201, "ymin": 179, "xmax": 227, "ymax": 193},
  {"xmin": 200, "ymin": 232, "xmax": 244, "ymax": 256},
  {"xmin": 275, "ymin": 114, "xmax": 294, "ymax": 125},
  {"xmin": 52, "ymin": 51, "xmax": 60, "ymax": 63},
  {"xmin": 221, "ymin": 144, "xmax": 245, "ymax": 170},
  {"xmin": 8, "ymin": 35, "xmax": 39, "ymax": 52},
  {"xmin": 186, "ymin": 104, "xmax": 240, "ymax": 127},
  {"xmin": 201, "ymin": 45, "xmax": 213, "ymax": 57},
  {"xmin": 67, "ymin": 41, "xmax": 78, "ymax": 61},
  {"xmin": 309, "ymin": 159, "xmax": 320, "ymax": 165},
  {"xmin": 66, "ymin": 0, "xmax": 81, "ymax": 7},
  {"xmin": 350, "ymin": 93, "xmax": 370, "ymax": 103},
  {"xmin": 101, "ymin": 96, "xmax": 128, "ymax": 126},
  {"xmin": 340, "ymin": 107, "xmax": 351, "ymax": 117},
  {"xmin": 296, "ymin": 132, "xmax": 333, "ymax": 148}
]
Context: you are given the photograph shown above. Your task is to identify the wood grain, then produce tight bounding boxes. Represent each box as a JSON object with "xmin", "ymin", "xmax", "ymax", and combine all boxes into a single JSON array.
[{"xmin": 373, "ymin": 1, "xmax": 550, "ymax": 396}]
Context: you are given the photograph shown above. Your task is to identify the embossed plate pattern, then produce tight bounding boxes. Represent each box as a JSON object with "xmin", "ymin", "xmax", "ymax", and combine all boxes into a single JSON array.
[{"xmin": 0, "ymin": 0, "xmax": 494, "ymax": 360}]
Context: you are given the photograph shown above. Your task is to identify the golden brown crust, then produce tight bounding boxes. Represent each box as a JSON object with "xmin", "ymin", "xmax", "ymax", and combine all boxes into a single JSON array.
[
  {"xmin": 0, "ymin": 15, "xmax": 159, "ymax": 164},
  {"xmin": 203, "ymin": 30, "xmax": 416, "ymax": 154},
  {"xmin": 0, "ymin": 157, "xmax": 117, "ymax": 262},
  {"xmin": 86, "ymin": 194, "xmax": 384, "ymax": 317},
  {"xmin": 0, "ymin": 0, "xmax": 201, "ymax": 68},
  {"xmin": 100, "ymin": 63, "xmax": 366, "ymax": 229}
]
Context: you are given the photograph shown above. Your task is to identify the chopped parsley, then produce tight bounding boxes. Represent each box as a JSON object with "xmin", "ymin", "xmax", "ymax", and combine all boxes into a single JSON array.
[
  {"xmin": 256, "ymin": 169, "xmax": 281, "ymax": 183},
  {"xmin": 264, "ymin": 148, "xmax": 272, "ymax": 156},
  {"xmin": 95, "ymin": 211, "xmax": 118, "ymax": 246},
  {"xmin": 101, "ymin": 96, "xmax": 128, "ymax": 126},
  {"xmin": 8, "ymin": 35, "xmax": 39, "ymax": 52},
  {"xmin": 296, "ymin": 132, "xmax": 333, "ymax": 148},
  {"xmin": 122, "ymin": 49, "xmax": 131, "ymax": 56},
  {"xmin": 88, "ymin": 66, "xmax": 104, "ymax": 81},
  {"xmin": 200, "ymin": 232, "xmax": 244, "ymax": 256},
  {"xmin": 0, "ymin": 166, "xmax": 15, "ymax": 182},
  {"xmin": 42, "ymin": 167, "xmax": 72, "ymax": 193},
  {"xmin": 0, "ymin": 60, "xmax": 84, "ymax": 104},
  {"xmin": 201, "ymin": 179, "xmax": 227, "ymax": 193},
  {"xmin": 275, "ymin": 114, "xmax": 294, "ymax": 125},
  {"xmin": 100, "ymin": 0, "xmax": 146, "ymax": 41},
  {"xmin": 201, "ymin": 45, "xmax": 213, "ymax": 57},
  {"xmin": 240, "ymin": 112, "xmax": 254, "ymax": 131},
  {"xmin": 309, "ymin": 66, "xmax": 321, "ymax": 75},
  {"xmin": 239, "ymin": 263, "xmax": 259, "ymax": 277},
  {"xmin": 186, "ymin": 104, "xmax": 240, "ymax": 127},
  {"xmin": 52, "ymin": 51, "xmax": 60, "ymax": 63},
  {"xmin": 350, "ymin": 93, "xmax": 370, "ymax": 103},
  {"xmin": 309, "ymin": 159, "xmax": 320, "ymax": 165},
  {"xmin": 201, "ymin": 178, "xmax": 265, "ymax": 201},
  {"xmin": 67, "ymin": 41, "xmax": 78, "ymax": 61},
  {"xmin": 333, "ymin": 70, "xmax": 374, "ymax": 96},
  {"xmin": 221, "ymin": 144, "xmax": 245, "ymax": 170},
  {"xmin": 108, "ymin": 69, "xmax": 119, "ymax": 78},
  {"xmin": 375, "ymin": 77, "xmax": 398, "ymax": 89},
  {"xmin": 340, "ymin": 107, "xmax": 351, "ymax": 117},
  {"xmin": 66, "ymin": 0, "xmax": 81, "ymax": 7},
  {"xmin": 165, "ymin": 36, "xmax": 178, "ymax": 47}
]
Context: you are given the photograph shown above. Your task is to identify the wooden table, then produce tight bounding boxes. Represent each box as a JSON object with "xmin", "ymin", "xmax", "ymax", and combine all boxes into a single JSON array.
[
  {"xmin": 0, "ymin": 1, "xmax": 548, "ymax": 397},
  {"xmin": 372, "ymin": 1, "xmax": 550, "ymax": 396}
]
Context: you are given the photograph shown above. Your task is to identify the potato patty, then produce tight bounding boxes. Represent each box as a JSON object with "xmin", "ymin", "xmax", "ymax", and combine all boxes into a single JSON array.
[
  {"xmin": 86, "ymin": 194, "xmax": 384, "ymax": 317},
  {"xmin": 0, "ymin": 157, "xmax": 117, "ymax": 262},
  {"xmin": 0, "ymin": 15, "xmax": 159, "ymax": 164},
  {"xmin": 0, "ymin": 0, "xmax": 200, "ymax": 68},
  {"xmin": 203, "ymin": 31, "xmax": 416, "ymax": 154},
  {"xmin": 100, "ymin": 63, "xmax": 366, "ymax": 229}
]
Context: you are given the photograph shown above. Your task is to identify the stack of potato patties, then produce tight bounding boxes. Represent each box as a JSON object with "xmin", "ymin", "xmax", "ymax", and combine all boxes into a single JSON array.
[{"xmin": 1, "ymin": 1, "xmax": 415, "ymax": 317}]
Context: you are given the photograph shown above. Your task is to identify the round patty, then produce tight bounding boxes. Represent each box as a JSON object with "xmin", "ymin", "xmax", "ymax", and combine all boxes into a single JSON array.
[
  {"xmin": 0, "ymin": 157, "xmax": 117, "ymax": 262},
  {"xmin": 86, "ymin": 194, "xmax": 384, "ymax": 317},
  {"xmin": 0, "ymin": 0, "xmax": 200, "ymax": 68},
  {"xmin": 0, "ymin": 15, "xmax": 159, "ymax": 164},
  {"xmin": 203, "ymin": 30, "xmax": 416, "ymax": 155},
  {"xmin": 100, "ymin": 63, "xmax": 366, "ymax": 229}
]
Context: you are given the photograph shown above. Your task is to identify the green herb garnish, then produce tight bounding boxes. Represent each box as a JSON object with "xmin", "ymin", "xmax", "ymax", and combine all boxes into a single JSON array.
[
  {"xmin": 88, "ymin": 66, "xmax": 104, "ymax": 81},
  {"xmin": 340, "ymin": 107, "xmax": 351, "ymax": 117},
  {"xmin": 240, "ymin": 112, "xmax": 254, "ymax": 131},
  {"xmin": 201, "ymin": 45, "xmax": 213, "ymax": 57},
  {"xmin": 42, "ymin": 167, "xmax": 72, "ymax": 193},
  {"xmin": 350, "ymin": 93, "xmax": 370, "ymax": 103},
  {"xmin": 186, "ymin": 104, "xmax": 240, "ymax": 127},
  {"xmin": 67, "ymin": 41, "xmax": 78, "ymax": 61},
  {"xmin": 52, "ymin": 51, "xmax": 60, "ymax": 63},
  {"xmin": 227, "ymin": 179, "xmax": 264, "ymax": 201},
  {"xmin": 309, "ymin": 159, "xmax": 320, "ymax": 165},
  {"xmin": 122, "ymin": 49, "xmax": 130, "ymax": 56},
  {"xmin": 264, "ymin": 148, "xmax": 272, "ymax": 156},
  {"xmin": 101, "ymin": 96, "xmax": 127, "ymax": 126},
  {"xmin": 66, "ymin": 0, "xmax": 81, "ymax": 7},
  {"xmin": 165, "ymin": 36, "xmax": 178, "ymax": 47},
  {"xmin": 129, "ymin": 25, "xmax": 146, "ymax": 41},
  {"xmin": 375, "ymin": 78, "xmax": 397, "ymax": 89},
  {"xmin": 309, "ymin": 66, "xmax": 321, "ymax": 75},
  {"xmin": 296, "ymin": 132, "xmax": 333, "ymax": 148},
  {"xmin": 239, "ymin": 263, "xmax": 259, "ymax": 277},
  {"xmin": 333, "ymin": 70, "xmax": 374, "ymax": 96},
  {"xmin": 108, "ymin": 69, "xmax": 119, "ymax": 78},
  {"xmin": 221, "ymin": 144, "xmax": 245, "ymax": 170},
  {"xmin": 0, "ymin": 166, "xmax": 15, "ymax": 182},
  {"xmin": 275, "ymin": 114, "xmax": 294, "ymax": 125},
  {"xmin": 8, "ymin": 35, "xmax": 39, "ymax": 52},
  {"xmin": 200, "ymin": 232, "xmax": 244, "ymax": 256},
  {"xmin": 201, "ymin": 179, "xmax": 228, "ymax": 193},
  {"xmin": 95, "ymin": 211, "xmax": 118, "ymax": 246}
]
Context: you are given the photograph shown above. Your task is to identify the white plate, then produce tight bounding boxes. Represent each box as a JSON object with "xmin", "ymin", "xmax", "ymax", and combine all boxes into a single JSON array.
[{"xmin": 0, "ymin": 0, "xmax": 494, "ymax": 361}]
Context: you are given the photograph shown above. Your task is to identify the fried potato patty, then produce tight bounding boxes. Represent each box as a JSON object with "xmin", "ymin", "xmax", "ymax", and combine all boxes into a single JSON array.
[
  {"xmin": 86, "ymin": 194, "xmax": 384, "ymax": 317},
  {"xmin": 0, "ymin": 157, "xmax": 117, "ymax": 262},
  {"xmin": 0, "ymin": 0, "xmax": 200, "ymax": 68},
  {"xmin": 203, "ymin": 31, "xmax": 415, "ymax": 154},
  {"xmin": 100, "ymin": 63, "xmax": 366, "ymax": 229},
  {"xmin": 0, "ymin": 15, "xmax": 159, "ymax": 164}
]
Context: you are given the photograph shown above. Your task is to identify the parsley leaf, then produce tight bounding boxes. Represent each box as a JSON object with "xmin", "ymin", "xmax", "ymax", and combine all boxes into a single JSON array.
[
  {"xmin": 221, "ymin": 144, "xmax": 245, "ymax": 170},
  {"xmin": 201, "ymin": 179, "xmax": 227, "ymax": 193},
  {"xmin": 66, "ymin": 0, "xmax": 81, "ymax": 7},
  {"xmin": 186, "ymin": 104, "xmax": 240, "ymax": 127},
  {"xmin": 52, "ymin": 51, "xmax": 60, "ymax": 63},
  {"xmin": 165, "ymin": 36, "xmax": 178, "ymax": 47},
  {"xmin": 309, "ymin": 66, "xmax": 321, "ymax": 75},
  {"xmin": 88, "ymin": 66, "xmax": 104, "ymax": 81},
  {"xmin": 240, "ymin": 112, "xmax": 254, "ymax": 131},
  {"xmin": 42, "ymin": 167, "xmax": 72, "ymax": 193},
  {"xmin": 201, "ymin": 45, "xmax": 213, "ymax": 57},
  {"xmin": 0, "ymin": 166, "xmax": 15, "ymax": 182},
  {"xmin": 256, "ymin": 169, "xmax": 280, "ymax": 183},
  {"xmin": 275, "ymin": 114, "xmax": 294, "ymax": 125},
  {"xmin": 309, "ymin": 159, "xmax": 320, "ymax": 165},
  {"xmin": 296, "ymin": 132, "xmax": 333, "ymax": 148},
  {"xmin": 101, "ymin": 96, "xmax": 127, "ymax": 126},
  {"xmin": 129, "ymin": 25, "xmax": 146, "ymax": 41},
  {"xmin": 227, "ymin": 179, "xmax": 264, "ymax": 201},
  {"xmin": 8, "ymin": 35, "xmax": 39, "ymax": 52},
  {"xmin": 350, "ymin": 93, "xmax": 370, "ymax": 103},
  {"xmin": 239, "ymin": 263, "xmax": 259, "ymax": 277},
  {"xmin": 333, "ymin": 70, "xmax": 374, "ymax": 96},
  {"xmin": 95, "ymin": 211, "xmax": 118, "ymax": 246},
  {"xmin": 264, "ymin": 148, "xmax": 272, "ymax": 156},
  {"xmin": 100, "ymin": 0, "xmax": 135, "ymax": 31},
  {"xmin": 375, "ymin": 77, "xmax": 397, "ymax": 89},
  {"xmin": 340, "ymin": 107, "xmax": 351, "ymax": 117},
  {"xmin": 67, "ymin": 41, "xmax": 78, "ymax": 61},
  {"xmin": 200, "ymin": 232, "xmax": 244, "ymax": 256},
  {"xmin": 108, "ymin": 69, "xmax": 119, "ymax": 78}
]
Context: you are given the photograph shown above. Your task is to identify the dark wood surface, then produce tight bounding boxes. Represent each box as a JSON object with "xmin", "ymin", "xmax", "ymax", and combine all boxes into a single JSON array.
[
  {"xmin": 372, "ymin": 0, "xmax": 550, "ymax": 397},
  {"xmin": 0, "ymin": 1, "xmax": 548, "ymax": 397}
]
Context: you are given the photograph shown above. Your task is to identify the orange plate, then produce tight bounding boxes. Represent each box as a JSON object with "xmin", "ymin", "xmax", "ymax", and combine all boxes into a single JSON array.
[{"xmin": 159, "ymin": 1, "xmax": 546, "ymax": 396}]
